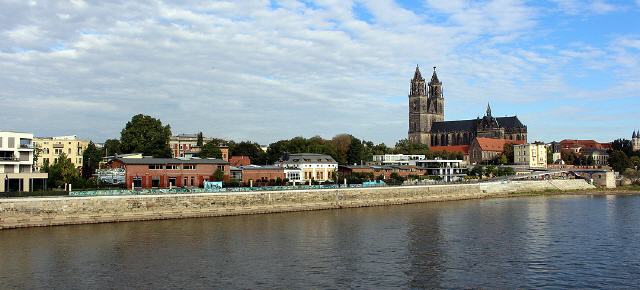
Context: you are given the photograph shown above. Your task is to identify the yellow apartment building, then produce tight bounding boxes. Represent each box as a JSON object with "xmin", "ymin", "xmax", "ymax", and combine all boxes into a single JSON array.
[{"xmin": 33, "ymin": 135, "xmax": 90, "ymax": 171}]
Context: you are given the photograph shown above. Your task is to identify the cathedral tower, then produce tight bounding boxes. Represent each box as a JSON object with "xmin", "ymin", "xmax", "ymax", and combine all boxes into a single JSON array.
[
  {"xmin": 408, "ymin": 66, "xmax": 445, "ymax": 144},
  {"xmin": 633, "ymin": 130, "xmax": 640, "ymax": 152}
]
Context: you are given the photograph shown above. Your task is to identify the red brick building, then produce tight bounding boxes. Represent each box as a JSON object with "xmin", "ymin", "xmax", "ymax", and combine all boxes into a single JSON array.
[
  {"xmin": 108, "ymin": 157, "xmax": 230, "ymax": 189},
  {"xmin": 241, "ymin": 166, "xmax": 285, "ymax": 186},
  {"xmin": 560, "ymin": 139, "xmax": 612, "ymax": 152}
]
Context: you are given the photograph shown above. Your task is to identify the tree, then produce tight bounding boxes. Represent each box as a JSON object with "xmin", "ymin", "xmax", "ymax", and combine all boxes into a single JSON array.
[
  {"xmin": 103, "ymin": 139, "xmax": 121, "ymax": 156},
  {"xmin": 82, "ymin": 141, "xmax": 102, "ymax": 179},
  {"xmin": 547, "ymin": 149, "xmax": 554, "ymax": 164},
  {"xmin": 230, "ymin": 141, "xmax": 266, "ymax": 164},
  {"xmin": 561, "ymin": 150, "xmax": 579, "ymax": 165},
  {"xmin": 393, "ymin": 139, "xmax": 429, "ymax": 155},
  {"xmin": 612, "ymin": 139, "xmax": 634, "ymax": 156},
  {"xmin": 213, "ymin": 169, "xmax": 224, "ymax": 181},
  {"xmin": 347, "ymin": 137, "xmax": 367, "ymax": 165},
  {"xmin": 120, "ymin": 114, "xmax": 172, "ymax": 157},
  {"xmin": 609, "ymin": 150, "xmax": 631, "ymax": 172},
  {"xmin": 630, "ymin": 156, "xmax": 640, "ymax": 170},
  {"xmin": 199, "ymin": 141, "xmax": 222, "ymax": 159},
  {"xmin": 502, "ymin": 143, "xmax": 514, "ymax": 164},
  {"xmin": 196, "ymin": 132, "xmax": 204, "ymax": 147},
  {"xmin": 48, "ymin": 153, "xmax": 79, "ymax": 188}
]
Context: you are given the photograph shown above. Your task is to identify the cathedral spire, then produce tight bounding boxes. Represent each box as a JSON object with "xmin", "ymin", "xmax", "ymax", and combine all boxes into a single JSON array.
[
  {"xmin": 634, "ymin": 130, "xmax": 637, "ymax": 139},
  {"xmin": 413, "ymin": 64, "xmax": 422, "ymax": 80},
  {"xmin": 486, "ymin": 103, "xmax": 492, "ymax": 117},
  {"xmin": 410, "ymin": 64, "xmax": 426, "ymax": 96},
  {"xmin": 430, "ymin": 66, "xmax": 440, "ymax": 84}
]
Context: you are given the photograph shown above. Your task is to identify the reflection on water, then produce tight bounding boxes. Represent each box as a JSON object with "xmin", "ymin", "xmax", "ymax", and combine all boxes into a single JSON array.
[{"xmin": 1, "ymin": 194, "xmax": 640, "ymax": 289}]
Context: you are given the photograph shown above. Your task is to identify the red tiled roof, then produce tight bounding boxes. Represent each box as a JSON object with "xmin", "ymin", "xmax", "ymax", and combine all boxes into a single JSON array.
[
  {"xmin": 475, "ymin": 138, "xmax": 525, "ymax": 152},
  {"xmin": 430, "ymin": 145, "xmax": 470, "ymax": 154},
  {"xmin": 229, "ymin": 156, "xmax": 251, "ymax": 166},
  {"xmin": 560, "ymin": 139, "xmax": 610, "ymax": 150}
]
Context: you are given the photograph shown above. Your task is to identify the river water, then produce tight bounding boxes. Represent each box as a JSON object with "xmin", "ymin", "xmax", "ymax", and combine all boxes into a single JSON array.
[{"xmin": 1, "ymin": 194, "xmax": 640, "ymax": 289}]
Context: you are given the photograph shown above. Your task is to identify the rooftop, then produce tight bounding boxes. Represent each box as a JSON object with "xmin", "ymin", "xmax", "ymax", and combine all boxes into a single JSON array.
[{"xmin": 475, "ymin": 138, "xmax": 526, "ymax": 152}]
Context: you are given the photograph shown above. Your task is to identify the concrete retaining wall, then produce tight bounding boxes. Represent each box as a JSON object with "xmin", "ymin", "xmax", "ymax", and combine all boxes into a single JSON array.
[{"xmin": 0, "ymin": 180, "xmax": 595, "ymax": 229}]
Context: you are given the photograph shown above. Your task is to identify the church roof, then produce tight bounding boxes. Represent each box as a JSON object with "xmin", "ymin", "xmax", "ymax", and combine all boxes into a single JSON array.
[
  {"xmin": 430, "ymin": 116, "xmax": 525, "ymax": 133},
  {"xmin": 474, "ymin": 138, "xmax": 525, "ymax": 152}
]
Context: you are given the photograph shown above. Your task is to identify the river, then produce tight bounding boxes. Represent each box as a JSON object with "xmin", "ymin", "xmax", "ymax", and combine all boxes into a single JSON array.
[{"xmin": 1, "ymin": 194, "xmax": 640, "ymax": 289}]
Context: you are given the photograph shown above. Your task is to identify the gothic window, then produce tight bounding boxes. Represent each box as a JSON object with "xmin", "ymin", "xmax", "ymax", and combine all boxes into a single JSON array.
[{"xmin": 441, "ymin": 135, "xmax": 446, "ymax": 146}]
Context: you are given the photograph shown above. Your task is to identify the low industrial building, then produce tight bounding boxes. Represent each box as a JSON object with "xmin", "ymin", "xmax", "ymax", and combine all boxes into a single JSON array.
[
  {"xmin": 107, "ymin": 157, "xmax": 229, "ymax": 189},
  {"xmin": 241, "ymin": 165, "xmax": 285, "ymax": 186},
  {"xmin": 0, "ymin": 131, "xmax": 48, "ymax": 193}
]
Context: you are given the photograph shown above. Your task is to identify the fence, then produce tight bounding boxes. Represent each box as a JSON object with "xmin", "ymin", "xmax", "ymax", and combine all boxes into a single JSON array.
[{"xmin": 68, "ymin": 183, "xmax": 379, "ymax": 197}]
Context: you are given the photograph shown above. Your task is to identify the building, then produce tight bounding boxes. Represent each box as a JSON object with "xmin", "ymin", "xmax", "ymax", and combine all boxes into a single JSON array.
[
  {"xmin": 430, "ymin": 145, "xmax": 470, "ymax": 164},
  {"xmin": 241, "ymin": 165, "xmax": 286, "ymax": 186},
  {"xmin": 581, "ymin": 148, "xmax": 609, "ymax": 166},
  {"xmin": 338, "ymin": 165, "xmax": 426, "ymax": 180},
  {"xmin": 0, "ymin": 131, "xmax": 48, "ymax": 192},
  {"xmin": 170, "ymin": 134, "xmax": 229, "ymax": 161},
  {"xmin": 275, "ymin": 153, "xmax": 337, "ymax": 182},
  {"xmin": 415, "ymin": 159, "xmax": 467, "ymax": 182},
  {"xmin": 408, "ymin": 65, "xmax": 527, "ymax": 146},
  {"xmin": 229, "ymin": 156, "xmax": 251, "ymax": 167},
  {"xmin": 514, "ymin": 143, "xmax": 547, "ymax": 169},
  {"xmin": 107, "ymin": 157, "xmax": 229, "ymax": 189},
  {"xmin": 33, "ymin": 135, "xmax": 89, "ymax": 170},
  {"xmin": 633, "ymin": 130, "xmax": 640, "ymax": 151},
  {"xmin": 371, "ymin": 154, "xmax": 425, "ymax": 166},
  {"xmin": 469, "ymin": 138, "xmax": 525, "ymax": 165},
  {"xmin": 559, "ymin": 139, "xmax": 611, "ymax": 153}
]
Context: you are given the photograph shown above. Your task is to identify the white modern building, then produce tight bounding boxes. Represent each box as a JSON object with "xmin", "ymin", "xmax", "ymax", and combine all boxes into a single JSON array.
[
  {"xmin": 415, "ymin": 159, "xmax": 467, "ymax": 182},
  {"xmin": 0, "ymin": 131, "xmax": 48, "ymax": 192},
  {"xmin": 275, "ymin": 153, "xmax": 337, "ymax": 182},
  {"xmin": 371, "ymin": 154, "xmax": 425, "ymax": 166},
  {"xmin": 514, "ymin": 143, "xmax": 547, "ymax": 169}
]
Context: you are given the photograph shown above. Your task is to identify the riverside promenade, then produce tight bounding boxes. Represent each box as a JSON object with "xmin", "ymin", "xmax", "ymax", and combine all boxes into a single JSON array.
[{"xmin": 0, "ymin": 180, "xmax": 595, "ymax": 229}]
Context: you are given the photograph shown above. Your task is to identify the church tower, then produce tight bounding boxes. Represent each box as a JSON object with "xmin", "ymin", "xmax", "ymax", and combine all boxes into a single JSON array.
[
  {"xmin": 633, "ymin": 130, "xmax": 640, "ymax": 151},
  {"xmin": 408, "ymin": 66, "xmax": 445, "ymax": 144}
]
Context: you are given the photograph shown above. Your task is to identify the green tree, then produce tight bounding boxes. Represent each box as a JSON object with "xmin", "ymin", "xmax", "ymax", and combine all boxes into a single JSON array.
[
  {"xmin": 561, "ymin": 150, "xmax": 578, "ymax": 165},
  {"xmin": 199, "ymin": 141, "xmax": 222, "ymax": 159},
  {"xmin": 612, "ymin": 139, "xmax": 634, "ymax": 156},
  {"xmin": 609, "ymin": 150, "xmax": 631, "ymax": 172},
  {"xmin": 502, "ymin": 143, "xmax": 514, "ymax": 164},
  {"xmin": 196, "ymin": 132, "xmax": 204, "ymax": 147},
  {"xmin": 82, "ymin": 141, "xmax": 102, "ymax": 179},
  {"xmin": 230, "ymin": 141, "xmax": 266, "ymax": 164},
  {"xmin": 498, "ymin": 154, "xmax": 509, "ymax": 165},
  {"xmin": 120, "ymin": 114, "xmax": 172, "ymax": 157},
  {"xmin": 630, "ymin": 156, "xmax": 640, "ymax": 170},
  {"xmin": 393, "ymin": 139, "xmax": 429, "ymax": 155},
  {"xmin": 48, "ymin": 153, "xmax": 79, "ymax": 188},
  {"xmin": 103, "ymin": 139, "xmax": 121, "ymax": 156},
  {"xmin": 213, "ymin": 168, "xmax": 224, "ymax": 181},
  {"xmin": 547, "ymin": 149, "xmax": 554, "ymax": 164}
]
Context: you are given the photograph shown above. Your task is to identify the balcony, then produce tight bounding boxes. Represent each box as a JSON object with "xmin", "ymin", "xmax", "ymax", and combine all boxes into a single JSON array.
[{"xmin": 0, "ymin": 156, "xmax": 19, "ymax": 162}]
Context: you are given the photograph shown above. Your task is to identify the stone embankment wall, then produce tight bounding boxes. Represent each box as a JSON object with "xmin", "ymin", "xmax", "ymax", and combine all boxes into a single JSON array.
[{"xmin": 0, "ymin": 180, "xmax": 595, "ymax": 229}]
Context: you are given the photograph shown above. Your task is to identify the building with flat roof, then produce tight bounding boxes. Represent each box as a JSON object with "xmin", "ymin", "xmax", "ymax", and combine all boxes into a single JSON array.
[
  {"xmin": 415, "ymin": 159, "xmax": 467, "ymax": 182},
  {"xmin": 33, "ymin": 135, "xmax": 89, "ymax": 171},
  {"xmin": 371, "ymin": 154, "xmax": 425, "ymax": 166},
  {"xmin": 514, "ymin": 143, "xmax": 548, "ymax": 169},
  {"xmin": 0, "ymin": 131, "xmax": 48, "ymax": 192}
]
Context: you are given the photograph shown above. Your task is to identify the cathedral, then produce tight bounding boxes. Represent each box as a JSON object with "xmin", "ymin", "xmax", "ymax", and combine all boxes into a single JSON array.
[
  {"xmin": 408, "ymin": 65, "xmax": 528, "ymax": 146},
  {"xmin": 633, "ymin": 130, "xmax": 640, "ymax": 151}
]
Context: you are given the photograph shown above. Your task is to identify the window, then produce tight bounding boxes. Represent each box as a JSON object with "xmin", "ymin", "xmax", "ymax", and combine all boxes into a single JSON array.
[
  {"xmin": 168, "ymin": 177, "xmax": 177, "ymax": 187},
  {"xmin": 166, "ymin": 165, "xmax": 179, "ymax": 170},
  {"xmin": 183, "ymin": 165, "xmax": 196, "ymax": 170},
  {"xmin": 190, "ymin": 176, "xmax": 195, "ymax": 186},
  {"xmin": 148, "ymin": 164, "xmax": 164, "ymax": 170},
  {"xmin": 152, "ymin": 177, "xmax": 160, "ymax": 188},
  {"xmin": 183, "ymin": 177, "xmax": 188, "ymax": 186},
  {"xmin": 133, "ymin": 177, "xmax": 142, "ymax": 189},
  {"xmin": 54, "ymin": 148, "xmax": 62, "ymax": 155},
  {"xmin": 68, "ymin": 148, "xmax": 71, "ymax": 155}
]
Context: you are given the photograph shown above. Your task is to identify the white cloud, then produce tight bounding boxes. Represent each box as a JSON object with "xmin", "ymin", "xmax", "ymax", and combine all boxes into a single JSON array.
[{"xmin": 0, "ymin": 0, "xmax": 636, "ymax": 144}]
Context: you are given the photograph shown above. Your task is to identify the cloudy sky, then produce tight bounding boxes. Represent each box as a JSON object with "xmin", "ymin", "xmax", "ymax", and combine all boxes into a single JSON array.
[{"xmin": 1, "ymin": 0, "xmax": 639, "ymax": 145}]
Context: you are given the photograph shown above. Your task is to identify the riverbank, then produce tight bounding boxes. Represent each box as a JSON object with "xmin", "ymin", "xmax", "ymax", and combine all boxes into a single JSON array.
[{"xmin": 0, "ymin": 180, "xmax": 597, "ymax": 229}]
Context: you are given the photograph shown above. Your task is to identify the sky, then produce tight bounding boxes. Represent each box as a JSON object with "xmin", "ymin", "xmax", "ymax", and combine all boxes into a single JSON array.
[{"xmin": 1, "ymin": 0, "xmax": 639, "ymax": 145}]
